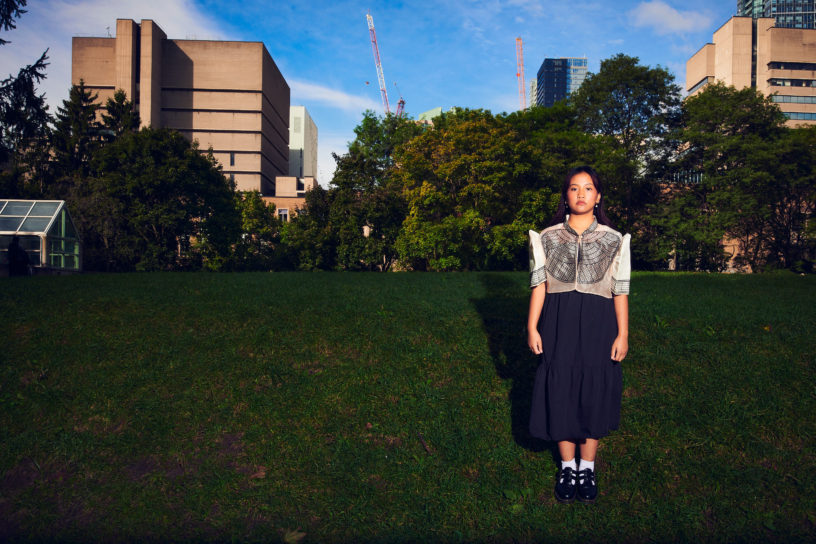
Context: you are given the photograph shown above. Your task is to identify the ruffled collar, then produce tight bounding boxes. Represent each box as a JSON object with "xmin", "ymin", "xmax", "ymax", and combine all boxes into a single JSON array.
[{"xmin": 563, "ymin": 215, "xmax": 598, "ymax": 236}]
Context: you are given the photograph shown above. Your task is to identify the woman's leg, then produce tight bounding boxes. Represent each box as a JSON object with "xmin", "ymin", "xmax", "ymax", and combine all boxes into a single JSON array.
[
  {"xmin": 579, "ymin": 438, "xmax": 598, "ymax": 461},
  {"xmin": 558, "ymin": 440, "xmax": 576, "ymax": 461}
]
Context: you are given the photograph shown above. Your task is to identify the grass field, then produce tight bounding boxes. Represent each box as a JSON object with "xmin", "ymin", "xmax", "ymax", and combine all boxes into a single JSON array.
[{"xmin": 1, "ymin": 271, "xmax": 815, "ymax": 542}]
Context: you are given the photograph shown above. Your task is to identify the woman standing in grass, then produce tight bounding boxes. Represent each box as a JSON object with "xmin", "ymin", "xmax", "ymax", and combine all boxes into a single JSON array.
[{"xmin": 526, "ymin": 165, "xmax": 630, "ymax": 504}]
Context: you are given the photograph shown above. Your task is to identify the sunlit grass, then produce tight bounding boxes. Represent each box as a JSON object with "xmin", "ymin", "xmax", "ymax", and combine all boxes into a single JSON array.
[{"xmin": 1, "ymin": 271, "xmax": 814, "ymax": 542}]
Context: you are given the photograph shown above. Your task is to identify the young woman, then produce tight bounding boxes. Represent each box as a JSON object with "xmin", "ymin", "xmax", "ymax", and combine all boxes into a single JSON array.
[{"xmin": 526, "ymin": 165, "xmax": 630, "ymax": 504}]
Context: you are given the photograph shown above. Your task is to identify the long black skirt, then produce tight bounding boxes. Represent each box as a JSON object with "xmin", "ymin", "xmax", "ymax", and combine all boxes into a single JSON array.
[{"xmin": 529, "ymin": 290, "xmax": 622, "ymax": 442}]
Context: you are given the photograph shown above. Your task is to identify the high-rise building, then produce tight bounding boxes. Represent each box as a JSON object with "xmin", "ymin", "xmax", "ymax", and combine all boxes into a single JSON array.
[
  {"xmin": 535, "ymin": 57, "xmax": 588, "ymax": 107},
  {"xmin": 686, "ymin": 16, "xmax": 816, "ymax": 125},
  {"xmin": 72, "ymin": 19, "xmax": 290, "ymax": 195},
  {"xmin": 737, "ymin": 0, "xmax": 764, "ymax": 18},
  {"xmin": 288, "ymin": 106, "xmax": 317, "ymax": 179},
  {"xmin": 737, "ymin": 0, "xmax": 815, "ymax": 29}
]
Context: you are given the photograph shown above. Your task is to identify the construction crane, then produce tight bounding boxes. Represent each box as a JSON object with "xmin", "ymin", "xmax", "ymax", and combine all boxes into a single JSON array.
[
  {"xmin": 515, "ymin": 37, "xmax": 527, "ymax": 111},
  {"xmin": 394, "ymin": 82, "xmax": 405, "ymax": 117},
  {"xmin": 366, "ymin": 12, "xmax": 390, "ymax": 114}
]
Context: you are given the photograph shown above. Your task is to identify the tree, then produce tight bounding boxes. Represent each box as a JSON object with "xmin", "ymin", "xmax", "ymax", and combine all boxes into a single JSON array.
[
  {"xmin": 50, "ymin": 80, "xmax": 101, "ymax": 195},
  {"xmin": 649, "ymin": 82, "xmax": 812, "ymax": 271},
  {"xmin": 0, "ymin": 1, "xmax": 51, "ymax": 197},
  {"xmin": 394, "ymin": 106, "xmax": 625, "ymax": 270},
  {"xmin": 280, "ymin": 184, "xmax": 336, "ymax": 270},
  {"xmin": 570, "ymin": 54, "xmax": 682, "ymax": 234},
  {"xmin": 231, "ymin": 190, "xmax": 282, "ymax": 271},
  {"xmin": 0, "ymin": 51, "xmax": 51, "ymax": 197},
  {"xmin": 328, "ymin": 111, "xmax": 423, "ymax": 270},
  {"xmin": 0, "ymin": 0, "xmax": 27, "ymax": 46},
  {"xmin": 101, "ymin": 89, "xmax": 140, "ymax": 139},
  {"xmin": 75, "ymin": 128, "xmax": 240, "ymax": 271}
]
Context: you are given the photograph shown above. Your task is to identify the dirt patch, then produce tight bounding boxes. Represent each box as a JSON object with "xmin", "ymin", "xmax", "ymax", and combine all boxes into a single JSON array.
[
  {"xmin": 0, "ymin": 458, "xmax": 83, "ymax": 540},
  {"xmin": 125, "ymin": 456, "xmax": 160, "ymax": 481}
]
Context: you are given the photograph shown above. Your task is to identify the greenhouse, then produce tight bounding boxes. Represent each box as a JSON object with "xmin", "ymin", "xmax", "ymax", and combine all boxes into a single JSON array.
[{"xmin": 0, "ymin": 200, "xmax": 82, "ymax": 274}]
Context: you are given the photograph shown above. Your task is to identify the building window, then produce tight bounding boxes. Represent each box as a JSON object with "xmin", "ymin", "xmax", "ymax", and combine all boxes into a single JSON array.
[
  {"xmin": 769, "ymin": 78, "xmax": 816, "ymax": 87},
  {"xmin": 230, "ymin": 152, "xmax": 235, "ymax": 166},
  {"xmin": 689, "ymin": 76, "xmax": 713, "ymax": 95},
  {"xmin": 784, "ymin": 112, "xmax": 816, "ymax": 120},
  {"xmin": 768, "ymin": 61, "xmax": 816, "ymax": 71},
  {"xmin": 278, "ymin": 208, "xmax": 289, "ymax": 222},
  {"xmin": 229, "ymin": 173, "xmax": 235, "ymax": 184},
  {"xmin": 772, "ymin": 95, "xmax": 816, "ymax": 104}
]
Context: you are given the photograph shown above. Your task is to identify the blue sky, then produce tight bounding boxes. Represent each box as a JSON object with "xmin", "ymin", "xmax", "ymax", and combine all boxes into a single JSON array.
[{"xmin": 0, "ymin": 0, "xmax": 736, "ymax": 184}]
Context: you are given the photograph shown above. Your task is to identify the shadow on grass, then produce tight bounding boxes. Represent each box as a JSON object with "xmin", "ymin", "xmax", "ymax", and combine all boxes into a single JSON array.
[{"xmin": 471, "ymin": 273, "xmax": 557, "ymax": 462}]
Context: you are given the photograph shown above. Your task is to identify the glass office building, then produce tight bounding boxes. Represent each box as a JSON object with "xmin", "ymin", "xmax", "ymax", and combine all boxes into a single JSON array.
[
  {"xmin": 535, "ymin": 57, "xmax": 588, "ymax": 107},
  {"xmin": 737, "ymin": 0, "xmax": 815, "ymax": 29}
]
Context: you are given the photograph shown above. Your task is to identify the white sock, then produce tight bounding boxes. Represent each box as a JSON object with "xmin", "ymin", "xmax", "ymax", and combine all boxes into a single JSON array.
[
  {"xmin": 579, "ymin": 459, "xmax": 595, "ymax": 483},
  {"xmin": 561, "ymin": 458, "xmax": 577, "ymax": 471}
]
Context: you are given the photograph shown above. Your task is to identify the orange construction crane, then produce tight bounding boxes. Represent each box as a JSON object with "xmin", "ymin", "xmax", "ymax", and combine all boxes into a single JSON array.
[
  {"xmin": 516, "ymin": 37, "xmax": 527, "ymax": 110},
  {"xmin": 367, "ymin": 12, "xmax": 390, "ymax": 114}
]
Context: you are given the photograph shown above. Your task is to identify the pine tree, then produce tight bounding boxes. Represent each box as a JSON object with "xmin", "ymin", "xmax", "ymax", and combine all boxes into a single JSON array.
[{"xmin": 50, "ymin": 80, "xmax": 101, "ymax": 192}]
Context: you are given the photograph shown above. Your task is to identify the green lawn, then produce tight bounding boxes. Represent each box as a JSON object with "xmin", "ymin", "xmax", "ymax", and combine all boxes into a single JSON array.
[{"xmin": 1, "ymin": 271, "xmax": 814, "ymax": 542}]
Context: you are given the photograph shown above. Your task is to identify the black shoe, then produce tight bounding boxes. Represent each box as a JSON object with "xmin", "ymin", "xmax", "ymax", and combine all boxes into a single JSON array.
[
  {"xmin": 554, "ymin": 466, "xmax": 577, "ymax": 503},
  {"xmin": 576, "ymin": 468, "xmax": 597, "ymax": 503}
]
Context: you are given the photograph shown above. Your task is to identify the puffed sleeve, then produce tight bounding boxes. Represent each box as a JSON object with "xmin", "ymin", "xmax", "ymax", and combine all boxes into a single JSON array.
[
  {"xmin": 528, "ymin": 230, "xmax": 547, "ymax": 289},
  {"xmin": 611, "ymin": 233, "xmax": 631, "ymax": 295}
]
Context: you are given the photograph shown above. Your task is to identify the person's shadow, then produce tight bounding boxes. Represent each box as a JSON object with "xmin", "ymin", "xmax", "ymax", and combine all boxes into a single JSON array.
[{"xmin": 471, "ymin": 273, "xmax": 558, "ymax": 463}]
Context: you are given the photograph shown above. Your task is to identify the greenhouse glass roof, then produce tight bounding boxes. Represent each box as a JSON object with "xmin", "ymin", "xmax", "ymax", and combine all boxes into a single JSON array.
[{"xmin": 0, "ymin": 200, "xmax": 73, "ymax": 235}]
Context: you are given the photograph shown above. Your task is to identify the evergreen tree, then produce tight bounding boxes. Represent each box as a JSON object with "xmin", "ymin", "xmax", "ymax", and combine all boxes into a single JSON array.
[
  {"xmin": 0, "ymin": 0, "xmax": 27, "ymax": 46},
  {"xmin": 0, "ymin": 1, "xmax": 51, "ymax": 197},
  {"xmin": 101, "ymin": 89, "xmax": 140, "ymax": 139},
  {"xmin": 50, "ymin": 80, "xmax": 101, "ymax": 194}
]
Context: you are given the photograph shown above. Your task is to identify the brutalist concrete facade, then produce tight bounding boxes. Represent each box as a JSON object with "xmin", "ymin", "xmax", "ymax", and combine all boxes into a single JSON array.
[
  {"xmin": 686, "ymin": 16, "xmax": 816, "ymax": 126},
  {"xmin": 72, "ymin": 19, "xmax": 290, "ymax": 194}
]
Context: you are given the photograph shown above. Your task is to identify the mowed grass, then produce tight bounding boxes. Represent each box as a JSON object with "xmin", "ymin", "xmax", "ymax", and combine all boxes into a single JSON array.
[{"xmin": 1, "ymin": 271, "xmax": 814, "ymax": 543}]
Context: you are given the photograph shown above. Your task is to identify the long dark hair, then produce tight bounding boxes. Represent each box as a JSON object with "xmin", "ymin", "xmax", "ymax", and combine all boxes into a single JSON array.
[{"xmin": 548, "ymin": 165, "xmax": 615, "ymax": 228}]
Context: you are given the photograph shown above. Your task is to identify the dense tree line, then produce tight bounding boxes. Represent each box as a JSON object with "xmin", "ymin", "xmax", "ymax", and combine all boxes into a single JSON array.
[
  {"xmin": 2, "ymin": 4, "xmax": 813, "ymax": 274},
  {"xmin": 282, "ymin": 63, "xmax": 812, "ymax": 273}
]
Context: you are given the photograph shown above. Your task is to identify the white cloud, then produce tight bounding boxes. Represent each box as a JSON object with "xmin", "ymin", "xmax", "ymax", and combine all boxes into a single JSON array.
[
  {"xmin": 316, "ymin": 133, "xmax": 354, "ymax": 186},
  {"xmin": 0, "ymin": 0, "xmax": 225, "ymax": 110},
  {"xmin": 289, "ymin": 79, "xmax": 379, "ymax": 114},
  {"xmin": 628, "ymin": 1, "xmax": 712, "ymax": 35}
]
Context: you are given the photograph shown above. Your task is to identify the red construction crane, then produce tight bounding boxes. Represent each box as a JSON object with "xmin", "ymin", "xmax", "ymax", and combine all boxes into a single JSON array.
[
  {"xmin": 516, "ymin": 37, "xmax": 527, "ymax": 111},
  {"xmin": 394, "ymin": 82, "xmax": 405, "ymax": 117},
  {"xmin": 366, "ymin": 12, "xmax": 390, "ymax": 114}
]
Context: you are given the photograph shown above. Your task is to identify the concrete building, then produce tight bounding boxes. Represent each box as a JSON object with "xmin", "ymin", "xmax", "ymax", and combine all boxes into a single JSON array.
[
  {"xmin": 535, "ymin": 57, "xmax": 588, "ymax": 107},
  {"xmin": 288, "ymin": 106, "xmax": 317, "ymax": 179},
  {"xmin": 686, "ymin": 16, "xmax": 816, "ymax": 126},
  {"xmin": 262, "ymin": 177, "xmax": 318, "ymax": 222},
  {"xmin": 72, "ymin": 19, "xmax": 290, "ymax": 195},
  {"xmin": 737, "ymin": 0, "xmax": 815, "ymax": 29}
]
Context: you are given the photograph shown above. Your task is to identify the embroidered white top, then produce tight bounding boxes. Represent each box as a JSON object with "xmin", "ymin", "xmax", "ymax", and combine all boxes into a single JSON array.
[{"xmin": 528, "ymin": 217, "xmax": 631, "ymax": 298}]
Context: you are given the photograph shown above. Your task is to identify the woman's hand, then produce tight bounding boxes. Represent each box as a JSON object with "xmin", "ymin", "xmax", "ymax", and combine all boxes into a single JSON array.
[
  {"xmin": 528, "ymin": 329, "xmax": 543, "ymax": 355},
  {"xmin": 610, "ymin": 335, "xmax": 628, "ymax": 362}
]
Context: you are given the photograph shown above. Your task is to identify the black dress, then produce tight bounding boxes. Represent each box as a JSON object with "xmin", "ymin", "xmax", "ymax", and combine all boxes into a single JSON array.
[{"xmin": 528, "ymin": 290, "xmax": 623, "ymax": 442}]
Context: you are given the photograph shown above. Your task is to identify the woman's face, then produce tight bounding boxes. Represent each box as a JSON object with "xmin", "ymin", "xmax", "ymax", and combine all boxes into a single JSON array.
[{"xmin": 566, "ymin": 172, "xmax": 601, "ymax": 215}]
